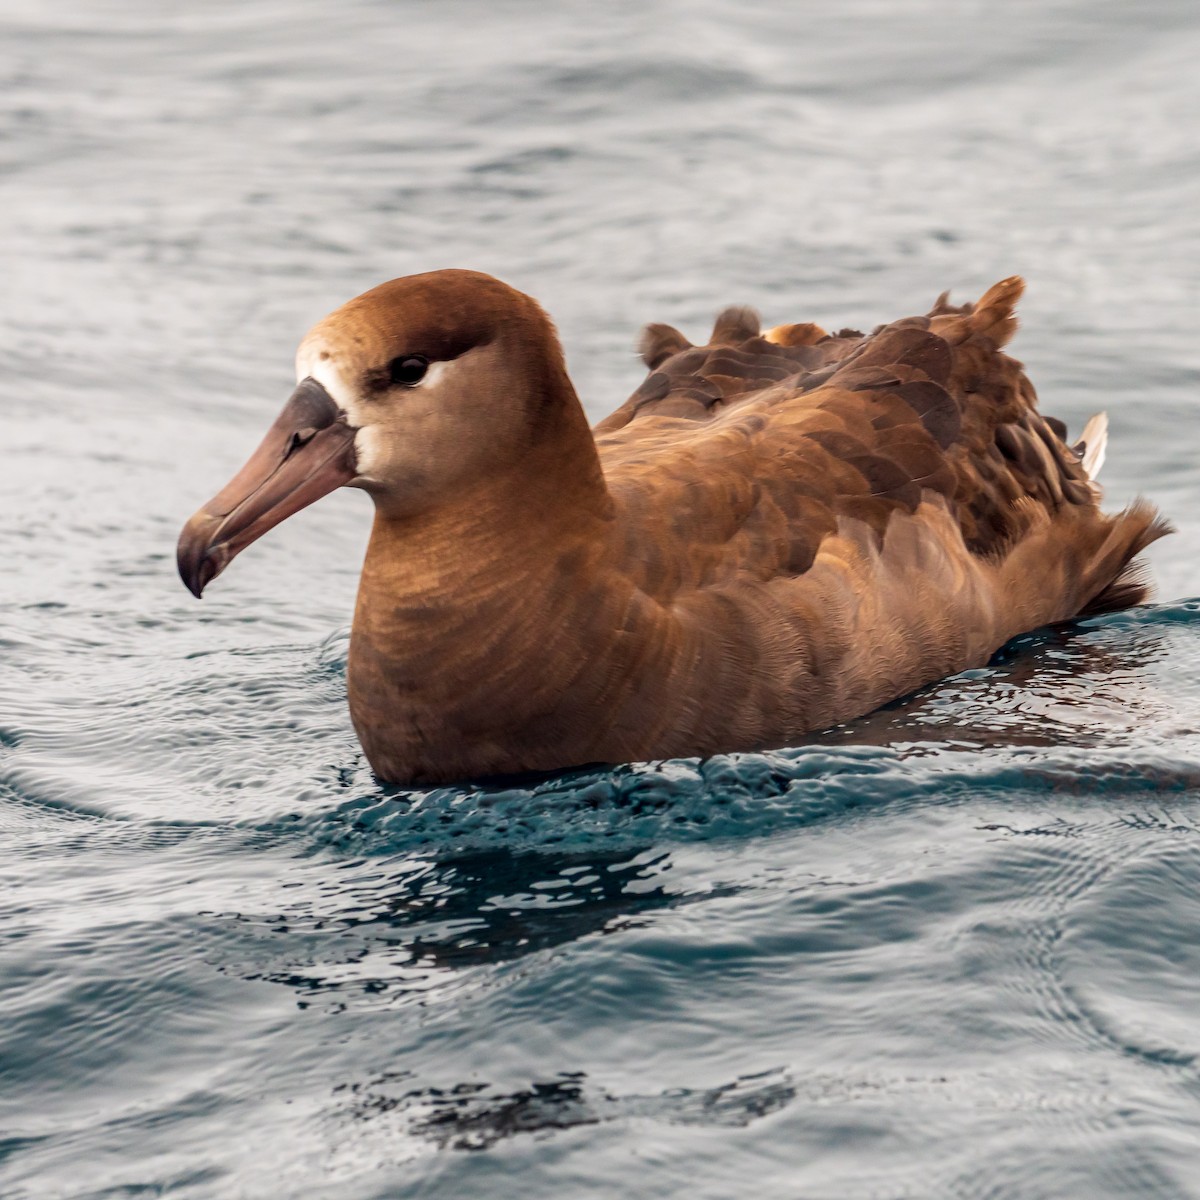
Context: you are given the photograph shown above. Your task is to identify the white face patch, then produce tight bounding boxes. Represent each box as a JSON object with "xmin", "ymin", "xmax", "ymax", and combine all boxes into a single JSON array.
[
  {"xmin": 293, "ymin": 342, "xmax": 462, "ymax": 490},
  {"xmin": 295, "ymin": 347, "xmax": 455, "ymax": 417},
  {"xmin": 351, "ymin": 424, "xmax": 387, "ymax": 486},
  {"xmin": 295, "ymin": 353, "xmax": 357, "ymax": 417}
]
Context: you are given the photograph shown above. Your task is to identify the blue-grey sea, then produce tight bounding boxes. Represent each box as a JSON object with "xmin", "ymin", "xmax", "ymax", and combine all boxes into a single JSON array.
[{"xmin": 3, "ymin": 1, "xmax": 1200, "ymax": 1196}]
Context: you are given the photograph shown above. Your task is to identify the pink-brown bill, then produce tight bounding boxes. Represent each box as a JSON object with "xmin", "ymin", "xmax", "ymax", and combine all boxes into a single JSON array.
[{"xmin": 176, "ymin": 377, "xmax": 357, "ymax": 597}]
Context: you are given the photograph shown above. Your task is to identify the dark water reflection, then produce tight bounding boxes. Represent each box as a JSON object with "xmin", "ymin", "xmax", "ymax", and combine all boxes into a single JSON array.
[
  {"xmin": 339, "ymin": 1066, "xmax": 797, "ymax": 1151},
  {"xmin": 219, "ymin": 845, "xmax": 696, "ymax": 1009}
]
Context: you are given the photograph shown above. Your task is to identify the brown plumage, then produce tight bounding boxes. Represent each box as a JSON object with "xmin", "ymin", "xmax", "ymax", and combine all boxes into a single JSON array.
[{"xmin": 177, "ymin": 270, "xmax": 1171, "ymax": 784}]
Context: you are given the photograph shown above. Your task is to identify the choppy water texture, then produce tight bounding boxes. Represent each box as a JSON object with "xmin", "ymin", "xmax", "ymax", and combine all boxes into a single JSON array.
[{"xmin": 3, "ymin": 1, "xmax": 1200, "ymax": 1196}]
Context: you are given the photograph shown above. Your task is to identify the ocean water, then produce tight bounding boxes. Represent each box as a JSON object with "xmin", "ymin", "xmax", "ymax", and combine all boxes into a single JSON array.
[{"xmin": 3, "ymin": 1, "xmax": 1200, "ymax": 1196}]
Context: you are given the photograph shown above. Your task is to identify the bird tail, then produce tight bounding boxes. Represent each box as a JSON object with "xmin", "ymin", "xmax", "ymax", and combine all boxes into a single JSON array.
[{"xmin": 1077, "ymin": 499, "xmax": 1174, "ymax": 616}]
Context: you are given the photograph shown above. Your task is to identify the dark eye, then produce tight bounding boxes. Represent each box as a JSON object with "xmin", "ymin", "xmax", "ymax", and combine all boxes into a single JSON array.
[{"xmin": 388, "ymin": 355, "xmax": 429, "ymax": 387}]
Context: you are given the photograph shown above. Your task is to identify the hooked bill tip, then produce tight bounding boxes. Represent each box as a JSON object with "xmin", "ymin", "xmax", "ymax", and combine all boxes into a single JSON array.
[
  {"xmin": 178, "ymin": 547, "xmax": 216, "ymax": 599},
  {"xmin": 176, "ymin": 514, "xmax": 223, "ymax": 598},
  {"xmin": 185, "ymin": 557, "xmax": 216, "ymax": 599}
]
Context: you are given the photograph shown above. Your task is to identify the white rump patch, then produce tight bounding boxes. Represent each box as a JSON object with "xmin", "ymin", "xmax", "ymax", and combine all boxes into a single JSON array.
[{"xmin": 1075, "ymin": 412, "xmax": 1108, "ymax": 480}]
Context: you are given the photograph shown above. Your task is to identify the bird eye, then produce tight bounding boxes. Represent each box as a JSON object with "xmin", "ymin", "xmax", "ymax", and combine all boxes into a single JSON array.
[{"xmin": 388, "ymin": 355, "xmax": 429, "ymax": 386}]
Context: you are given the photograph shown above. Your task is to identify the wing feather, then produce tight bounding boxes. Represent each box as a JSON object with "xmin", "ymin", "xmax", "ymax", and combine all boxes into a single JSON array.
[{"xmin": 596, "ymin": 279, "xmax": 1169, "ymax": 629}]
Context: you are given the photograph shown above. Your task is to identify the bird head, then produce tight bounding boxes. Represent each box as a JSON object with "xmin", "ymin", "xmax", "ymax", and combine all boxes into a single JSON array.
[{"xmin": 176, "ymin": 270, "xmax": 570, "ymax": 597}]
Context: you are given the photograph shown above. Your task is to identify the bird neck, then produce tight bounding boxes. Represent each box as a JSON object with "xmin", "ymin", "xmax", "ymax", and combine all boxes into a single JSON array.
[
  {"xmin": 357, "ymin": 388, "xmax": 612, "ymax": 599},
  {"xmin": 345, "ymin": 401, "xmax": 622, "ymax": 781}
]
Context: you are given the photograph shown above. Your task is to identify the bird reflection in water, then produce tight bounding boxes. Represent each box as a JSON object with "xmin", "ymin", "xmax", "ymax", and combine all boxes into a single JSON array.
[
  {"xmin": 222, "ymin": 841, "xmax": 712, "ymax": 1009},
  {"xmin": 217, "ymin": 616, "xmax": 1181, "ymax": 1006},
  {"xmin": 336, "ymin": 1067, "xmax": 796, "ymax": 1150}
]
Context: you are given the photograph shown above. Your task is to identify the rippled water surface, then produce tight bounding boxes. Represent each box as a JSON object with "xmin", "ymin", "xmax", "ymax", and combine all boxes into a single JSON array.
[{"xmin": 4, "ymin": 1, "xmax": 1200, "ymax": 1196}]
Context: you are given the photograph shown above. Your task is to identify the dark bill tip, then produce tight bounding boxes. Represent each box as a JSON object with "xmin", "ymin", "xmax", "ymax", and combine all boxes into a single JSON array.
[{"xmin": 177, "ymin": 513, "xmax": 224, "ymax": 598}]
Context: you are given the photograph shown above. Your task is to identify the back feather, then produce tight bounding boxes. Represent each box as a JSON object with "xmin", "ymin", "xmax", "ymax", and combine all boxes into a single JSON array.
[{"xmin": 597, "ymin": 277, "xmax": 1170, "ymax": 623}]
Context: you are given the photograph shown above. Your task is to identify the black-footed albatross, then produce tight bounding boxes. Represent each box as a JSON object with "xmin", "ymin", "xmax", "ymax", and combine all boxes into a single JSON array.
[{"xmin": 177, "ymin": 270, "xmax": 1170, "ymax": 784}]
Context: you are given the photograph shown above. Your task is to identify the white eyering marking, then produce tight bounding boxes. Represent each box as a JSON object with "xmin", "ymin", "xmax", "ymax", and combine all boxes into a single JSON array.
[
  {"xmin": 416, "ymin": 360, "xmax": 451, "ymax": 390},
  {"xmin": 348, "ymin": 360, "xmax": 455, "ymax": 486},
  {"xmin": 294, "ymin": 347, "xmax": 457, "ymax": 487},
  {"xmin": 295, "ymin": 351, "xmax": 453, "ymax": 411}
]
